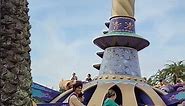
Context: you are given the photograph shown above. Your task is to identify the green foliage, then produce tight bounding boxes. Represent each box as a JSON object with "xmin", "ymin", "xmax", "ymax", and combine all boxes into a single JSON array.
[{"xmin": 147, "ymin": 60, "xmax": 185, "ymax": 85}]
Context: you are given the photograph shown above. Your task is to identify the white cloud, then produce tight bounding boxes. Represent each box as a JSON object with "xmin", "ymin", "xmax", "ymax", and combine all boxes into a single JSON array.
[
  {"xmin": 134, "ymin": 1, "xmax": 185, "ymax": 78},
  {"xmin": 29, "ymin": 0, "xmax": 185, "ymax": 89},
  {"xmin": 30, "ymin": 17, "xmax": 101, "ymax": 89}
]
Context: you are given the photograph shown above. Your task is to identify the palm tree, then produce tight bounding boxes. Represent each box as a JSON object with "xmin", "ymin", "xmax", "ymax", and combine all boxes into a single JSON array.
[
  {"xmin": 164, "ymin": 60, "xmax": 185, "ymax": 84},
  {"xmin": 147, "ymin": 60, "xmax": 185, "ymax": 86},
  {"xmin": 0, "ymin": 0, "xmax": 32, "ymax": 106}
]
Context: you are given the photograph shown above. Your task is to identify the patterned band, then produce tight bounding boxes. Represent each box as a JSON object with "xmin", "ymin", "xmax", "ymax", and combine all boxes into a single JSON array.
[{"xmin": 109, "ymin": 16, "xmax": 135, "ymax": 33}]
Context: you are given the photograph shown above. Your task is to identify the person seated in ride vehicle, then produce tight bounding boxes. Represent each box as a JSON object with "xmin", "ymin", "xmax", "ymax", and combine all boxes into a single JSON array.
[
  {"xmin": 68, "ymin": 81, "xmax": 85, "ymax": 106},
  {"xmin": 103, "ymin": 89, "xmax": 120, "ymax": 106}
]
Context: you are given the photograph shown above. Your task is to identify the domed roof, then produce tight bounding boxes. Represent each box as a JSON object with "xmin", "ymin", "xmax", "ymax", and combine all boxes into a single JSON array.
[{"xmin": 53, "ymin": 75, "xmax": 167, "ymax": 106}]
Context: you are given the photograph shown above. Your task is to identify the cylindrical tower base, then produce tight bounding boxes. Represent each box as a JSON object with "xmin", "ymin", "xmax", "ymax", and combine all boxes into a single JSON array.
[{"xmin": 99, "ymin": 47, "xmax": 141, "ymax": 77}]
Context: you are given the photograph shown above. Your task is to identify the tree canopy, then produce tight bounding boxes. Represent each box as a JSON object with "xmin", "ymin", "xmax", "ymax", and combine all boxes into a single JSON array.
[{"xmin": 147, "ymin": 60, "xmax": 185, "ymax": 86}]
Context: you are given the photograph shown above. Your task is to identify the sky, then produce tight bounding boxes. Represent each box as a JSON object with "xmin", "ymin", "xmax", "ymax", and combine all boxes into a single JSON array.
[{"xmin": 28, "ymin": 0, "xmax": 185, "ymax": 90}]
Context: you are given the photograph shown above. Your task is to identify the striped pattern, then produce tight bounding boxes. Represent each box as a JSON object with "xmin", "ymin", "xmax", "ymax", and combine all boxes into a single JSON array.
[{"xmin": 112, "ymin": 0, "xmax": 135, "ymax": 17}]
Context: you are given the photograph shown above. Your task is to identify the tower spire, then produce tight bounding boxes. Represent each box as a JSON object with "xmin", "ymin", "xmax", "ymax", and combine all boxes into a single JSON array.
[
  {"xmin": 93, "ymin": 0, "xmax": 150, "ymax": 77},
  {"xmin": 112, "ymin": 0, "xmax": 135, "ymax": 17}
]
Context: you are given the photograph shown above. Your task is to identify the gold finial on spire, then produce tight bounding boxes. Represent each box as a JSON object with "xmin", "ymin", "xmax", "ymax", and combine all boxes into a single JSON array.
[{"xmin": 112, "ymin": 0, "xmax": 135, "ymax": 17}]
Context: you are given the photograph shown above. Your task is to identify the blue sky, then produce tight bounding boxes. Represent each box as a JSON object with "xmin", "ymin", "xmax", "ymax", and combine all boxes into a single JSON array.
[{"xmin": 28, "ymin": 0, "xmax": 185, "ymax": 90}]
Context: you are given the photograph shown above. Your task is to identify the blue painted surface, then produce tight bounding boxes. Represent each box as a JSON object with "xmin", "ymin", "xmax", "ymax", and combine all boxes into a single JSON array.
[
  {"xmin": 162, "ymin": 90, "xmax": 185, "ymax": 105},
  {"xmin": 175, "ymin": 91, "xmax": 185, "ymax": 100},
  {"xmin": 32, "ymin": 82, "xmax": 61, "ymax": 103}
]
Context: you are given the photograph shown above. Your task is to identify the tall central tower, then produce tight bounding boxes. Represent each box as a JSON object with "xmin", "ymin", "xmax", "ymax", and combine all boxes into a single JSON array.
[
  {"xmin": 88, "ymin": 0, "xmax": 166, "ymax": 105},
  {"xmin": 52, "ymin": 1, "xmax": 167, "ymax": 106},
  {"xmin": 93, "ymin": 0, "xmax": 149, "ymax": 77}
]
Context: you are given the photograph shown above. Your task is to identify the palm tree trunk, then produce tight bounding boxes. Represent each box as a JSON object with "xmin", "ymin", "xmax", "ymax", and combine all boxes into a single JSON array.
[
  {"xmin": 173, "ymin": 74, "xmax": 177, "ymax": 84},
  {"xmin": 0, "ymin": 0, "xmax": 32, "ymax": 106}
]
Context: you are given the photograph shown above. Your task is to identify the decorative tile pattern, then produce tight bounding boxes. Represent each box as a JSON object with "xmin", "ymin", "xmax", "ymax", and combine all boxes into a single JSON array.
[
  {"xmin": 109, "ymin": 17, "xmax": 135, "ymax": 33},
  {"xmin": 99, "ymin": 47, "xmax": 141, "ymax": 77}
]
